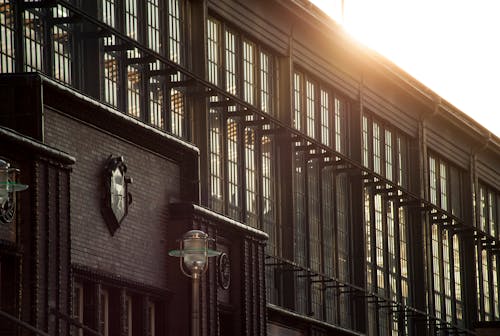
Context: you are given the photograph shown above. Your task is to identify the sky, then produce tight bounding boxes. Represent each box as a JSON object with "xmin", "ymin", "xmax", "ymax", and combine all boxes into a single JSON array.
[{"xmin": 310, "ymin": 0, "xmax": 500, "ymax": 137}]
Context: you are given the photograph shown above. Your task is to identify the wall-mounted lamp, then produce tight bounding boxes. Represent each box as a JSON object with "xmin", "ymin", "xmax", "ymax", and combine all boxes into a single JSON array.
[
  {"xmin": 169, "ymin": 230, "xmax": 220, "ymax": 336},
  {"xmin": 0, "ymin": 159, "xmax": 28, "ymax": 224}
]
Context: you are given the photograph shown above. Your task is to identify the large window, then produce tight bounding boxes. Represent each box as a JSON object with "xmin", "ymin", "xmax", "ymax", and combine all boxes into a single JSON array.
[
  {"xmin": 363, "ymin": 113, "xmax": 410, "ymax": 335},
  {"xmin": 0, "ymin": 3, "xmax": 74, "ymax": 81},
  {"xmin": 291, "ymin": 70, "xmax": 350, "ymax": 326},
  {"xmin": 293, "ymin": 71, "xmax": 347, "ymax": 154},
  {"xmin": 428, "ymin": 154, "xmax": 464, "ymax": 326},
  {"xmin": 101, "ymin": 0, "xmax": 186, "ymax": 136},
  {"xmin": 206, "ymin": 17, "xmax": 277, "ymax": 238},
  {"xmin": 477, "ymin": 183, "xmax": 500, "ymax": 321}
]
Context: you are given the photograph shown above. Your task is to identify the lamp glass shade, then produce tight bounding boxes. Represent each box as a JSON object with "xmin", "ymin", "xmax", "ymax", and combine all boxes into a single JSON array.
[
  {"xmin": 0, "ymin": 160, "xmax": 28, "ymax": 206},
  {"xmin": 183, "ymin": 235, "xmax": 207, "ymax": 272}
]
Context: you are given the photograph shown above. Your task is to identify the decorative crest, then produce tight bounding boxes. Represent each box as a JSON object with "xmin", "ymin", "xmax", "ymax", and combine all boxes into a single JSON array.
[{"xmin": 101, "ymin": 156, "xmax": 132, "ymax": 235}]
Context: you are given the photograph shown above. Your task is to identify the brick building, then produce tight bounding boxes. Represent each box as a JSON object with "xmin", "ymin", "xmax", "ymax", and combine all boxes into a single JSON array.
[{"xmin": 0, "ymin": 1, "xmax": 499, "ymax": 335}]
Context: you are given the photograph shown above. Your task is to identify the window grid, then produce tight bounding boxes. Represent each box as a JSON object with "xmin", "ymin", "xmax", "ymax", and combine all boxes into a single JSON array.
[
  {"xmin": 483, "ymin": 249, "xmax": 491, "ymax": 320},
  {"xmin": 384, "ymin": 130, "xmax": 393, "ymax": 181},
  {"xmin": 243, "ymin": 40, "xmax": 255, "ymax": 105},
  {"xmin": 207, "ymin": 18, "xmax": 223, "ymax": 212},
  {"xmin": 243, "ymin": 44, "xmax": 258, "ymax": 227},
  {"xmin": 494, "ymin": 255, "xmax": 499, "ymax": 320},
  {"xmin": 443, "ymin": 231, "xmax": 453, "ymax": 323},
  {"xmin": 168, "ymin": 0, "xmax": 181, "ymax": 64},
  {"xmin": 147, "ymin": 0, "xmax": 164, "ymax": 128},
  {"xmin": 308, "ymin": 160, "xmax": 323, "ymax": 319},
  {"xmin": 293, "ymin": 151, "xmax": 307, "ymax": 314},
  {"xmin": 322, "ymin": 168, "xmax": 336, "ymax": 323},
  {"xmin": 293, "ymin": 72, "xmax": 302, "ymax": 131},
  {"xmin": 170, "ymin": 87, "xmax": 184, "ymax": 136},
  {"xmin": 227, "ymin": 118, "xmax": 241, "ymax": 219},
  {"xmin": 206, "ymin": 18, "xmax": 276, "ymax": 236},
  {"xmin": 207, "ymin": 18, "xmax": 219, "ymax": 86},
  {"xmin": 293, "ymin": 152, "xmax": 307, "ymax": 266},
  {"xmin": 432, "ymin": 224, "xmax": 442, "ymax": 319},
  {"xmin": 428, "ymin": 154, "xmax": 464, "ymax": 325},
  {"xmin": 148, "ymin": 302, "xmax": 155, "ymax": 336},
  {"xmin": 320, "ymin": 89, "xmax": 329, "ymax": 146},
  {"xmin": 0, "ymin": 0, "xmax": 14, "ymax": 73},
  {"xmin": 453, "ymin": 234, "xmax": 463, "ymax": 323},
  {"xmin": 125, "ymin": 0, "xmax": 141, "ymax": 118},
  {"xmin": 225, "ymin": 30, "xmax": 236, "ymax": 95},
  {"xmin": 209, "ymin": 109, "xmax": 223, "ymax": 212},
  {"xmin": 334, "ymin": 97, "xmax": 345, "ymax": 154},
  {"xmin": 23, "ymin": 9, "xmax": 43, "ymax": 72},
  {"xmin": 168, "ymin": 0, "xmax": 185, "ymax": 136},
  {"xmin": 52, "ymin": 5, "xmax": 72, "ymax": 84},
  {"xmin": 259, "ymin": 51, "xmax": 272, "ymax": 114},
  {"xmin": 100, "ymin": 289, "xmax": 109, "ymax": 336},
  {"xmin": 306, "ymin": 80, "xmax": 315, "ymax": 139},
  {"xmin": 489, "ymin": 191, "xmax": 497, "ymax": 238},
  {"xmin": 362, "ymin": 116, "xmax": 369, "ymax": 167},
  {"xmin": 73, "ymin": 283, "xmax": 84, "ymax": 336},
  {"xmin": 364, "ymin": 114, "xmax": 410, "ymax": 334},
  {"xmin": 372, "ymin": 121, "xmax": 381, "ymax": 175},
  {"xmin": 262, "ymin": 135, "xmax": 276, "ymax": 254},
  {"xmin": 102, "ymin": 0, "xmax": 118, "ymax": 107},
  {"xmin": 127, "ymin": 62, "xmax": 142, "ymax": 118},
  {"xmin": 337, "ymin": 173, "xmax": 350, "ymax": 327},
  {"xmin": 125, "ymin": 295, "xmax": 133, "ymax": 336},
  {"xmin": 125, "ymin": 0, "xmax": 138, "ymax": 41}
]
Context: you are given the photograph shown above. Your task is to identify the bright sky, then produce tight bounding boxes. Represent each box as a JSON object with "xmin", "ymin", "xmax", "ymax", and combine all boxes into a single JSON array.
[{"xmin": 310, "ymin": 0, "xmax": 500, "ymax": 137}]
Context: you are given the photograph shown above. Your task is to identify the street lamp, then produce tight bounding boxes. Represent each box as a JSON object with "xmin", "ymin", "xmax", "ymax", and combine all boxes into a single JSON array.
[
  {"xmin": 168, "ymin": 230, "xmax": 220, "ymax": 336},
  {"xmin": 0, "ymin": 159, "xmax": 28, "ymax": 224}
]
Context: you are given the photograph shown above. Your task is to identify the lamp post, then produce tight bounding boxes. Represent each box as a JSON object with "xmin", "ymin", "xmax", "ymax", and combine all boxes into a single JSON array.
[
  {"xmin": 168, "ymin": 230, "xmax": 220, "ymax": 336},
  {"xmin": 0, "ymin": 159, "xmax": 28, "ymax": 224}
]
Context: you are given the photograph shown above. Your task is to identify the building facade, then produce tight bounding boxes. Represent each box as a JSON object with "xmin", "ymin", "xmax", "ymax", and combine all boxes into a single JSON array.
[{"xmin": 0, "ymin": 0, "xmax": 499, "ymax": 335}]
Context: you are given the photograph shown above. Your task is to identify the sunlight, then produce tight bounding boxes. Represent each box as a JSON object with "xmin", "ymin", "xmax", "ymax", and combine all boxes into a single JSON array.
[{"xmin": 310, "ymin": 0, "xmax": 500, "ymax": 137}]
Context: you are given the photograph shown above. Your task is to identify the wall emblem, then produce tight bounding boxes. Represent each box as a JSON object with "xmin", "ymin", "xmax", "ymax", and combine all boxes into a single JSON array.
[
  {"xmin": 218, "ymin": 252, "xmax": 231, "ymax": 290},
  {"xmin": 102, "ymin": 156, "xmax": 132, "ymax": 235}
]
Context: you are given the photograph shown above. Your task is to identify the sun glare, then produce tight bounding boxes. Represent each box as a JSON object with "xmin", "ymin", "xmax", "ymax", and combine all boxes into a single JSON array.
[{"xmin": 310, "ymin": 0, "xmax": 500, "ymax": 137}]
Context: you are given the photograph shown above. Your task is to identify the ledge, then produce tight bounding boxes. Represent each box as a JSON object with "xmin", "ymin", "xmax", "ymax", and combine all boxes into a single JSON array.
[
  {"xmin": 267, "ymin": 303, "xmax": 365, "ymax": 336},
  {"xmin": 169, "ymin": 202, "xmax": 269, "ymax": 241},
  {"xmin": 0, "ymin": 126, "xmax": 76, "ymax": 165}
]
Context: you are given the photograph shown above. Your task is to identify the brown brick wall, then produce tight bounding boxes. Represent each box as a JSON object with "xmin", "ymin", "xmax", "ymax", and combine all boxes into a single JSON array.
[{"xmin": 44, "ymin": 108, "xmax": 181, "ymax": 288}]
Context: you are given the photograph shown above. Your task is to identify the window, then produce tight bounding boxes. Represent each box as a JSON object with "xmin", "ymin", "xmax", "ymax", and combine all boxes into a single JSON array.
[
  {"xmin": 363, "ymin": 114, "xmax": 410, "ymax": 335},
  {"xmin": 293, "ymin": 72, "xmax": 347, "ymax": 154},
  {"xmin": 0, "ymin": 1, "xmax": 15, "ymax": 73},
  {"xmin": 52, "ymin": 5, "xmax": 72, "ymax": 84},
  {"xmin": 100, "ymin": 0, "xmax": 186, "ymax": 136},
  {"xmin": 428, "ymin": 154, "xmax": 464, "ymax": 325},
  {"xmin": 73, "ymin": 279, "xmax": 165, "ymax": 335},
  {"xmin": 125, "ymin": 295, "xmax": 133, "ymax": 336},
  {"xmin": 148, "ymin": 301, "xmax": 156, "ymax": 336},
  {"xmin": 23, "ymin": 6, "xmax": 44, "ymax": 72},
  {"xmin": 100, "ymin": 288, "xmax": 109, "ymax": 336},
  {"xmin": 73, "ymin": 283, "xmax": 84, "ymax": 336},
  {"xmin": 290, "ymin": 69, "xmax": 351, "ymax": 325},
  {"xmin": 206, "ymin": 17, "xmax": 277, "ymax": 233},
  {"xmin": 479, "ymin": 184, "xmax": 498, "ymax": 237},
  {"xmin": 477, "ymin": 183, "xmax": 500, "ymax": 321}
]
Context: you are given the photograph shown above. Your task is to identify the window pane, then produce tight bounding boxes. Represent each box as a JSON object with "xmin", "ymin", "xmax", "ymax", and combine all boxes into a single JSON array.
[
  {"xmin": 243, "ymin": 40, "xmax": 255, "ymax": 105},
  {"xmin": 293, "ymin": 72, "xmax": 302, "ymax": 130},
  {"xmin": 52, "ymin": 6, "xmax": 72, "ymax": 84},
  {"xmin": 306, "ymin": 80, "xmax": 315, "ymax": 139},
  {"xmin": 0, "ymin": 1, "xmax": 15, "ymax": 73},
  {"xmin": 24, "ymin": 9, "xmax": 44, "ymax": 72}
]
